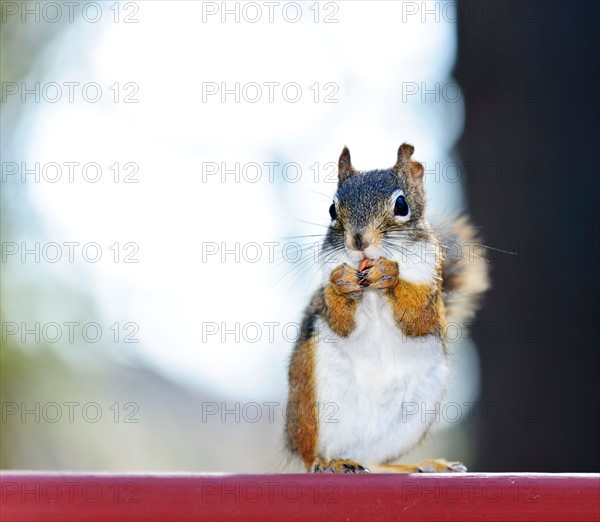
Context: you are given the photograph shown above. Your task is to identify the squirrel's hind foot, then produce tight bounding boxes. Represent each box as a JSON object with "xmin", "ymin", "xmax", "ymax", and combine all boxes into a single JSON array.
[
  {"xmin": 416, "ymin": 458, "xmax": 467, "ymax": 473},
  {"xmin": 311, "ymin": 457, "xmax": 371, "ymax": 474},
  {"xmin": 370, "ymin": 458, "xmax": 467, "ymax": 473}
]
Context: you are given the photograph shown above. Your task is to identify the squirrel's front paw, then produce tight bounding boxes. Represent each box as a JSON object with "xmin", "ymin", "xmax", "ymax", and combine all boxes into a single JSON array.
[
  {"xmin": 360, "ymin": 257, "xmax": 399, "ymax": 289},
  {"xmin": 330, "ymin": 264, "xmax": 363, "ymax": 297}
]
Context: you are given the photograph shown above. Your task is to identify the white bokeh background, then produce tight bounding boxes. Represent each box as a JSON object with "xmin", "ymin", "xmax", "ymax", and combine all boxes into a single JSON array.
[{"xmin": 3, "ymin": 1, "xmax": 479, "ymax": 470}]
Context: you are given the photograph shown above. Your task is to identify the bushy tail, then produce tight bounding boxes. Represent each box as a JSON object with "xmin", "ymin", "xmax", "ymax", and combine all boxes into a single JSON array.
[{"xmin": 432, "ymin": 215, "xmax": 490, "ymax": 326}]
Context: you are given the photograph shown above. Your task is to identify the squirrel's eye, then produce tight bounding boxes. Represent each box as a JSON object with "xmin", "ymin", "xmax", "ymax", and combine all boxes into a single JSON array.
[
  {"xmin": 329, "ymin": 203, "xmax": 337, "ymax": 221},
  {"xmin": 394, "ymin": 195, "xmax": 409, "ymax": 217}
]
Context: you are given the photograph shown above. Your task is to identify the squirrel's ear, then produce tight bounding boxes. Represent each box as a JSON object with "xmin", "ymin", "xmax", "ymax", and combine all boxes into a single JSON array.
[
  {"xmin": 395, "ymin": 142, "xmax": 424, "ymax": 181},
  {"xmin": 410, "ymin": 161, "xmax": 424, "ymax": 180},
  {"xmin": 395, "ymin": 143, "xmax": 414, "ymax": 169},
  {"xmin": 338, "ymin": 146, "xmax": 355, "ymax": 182}
]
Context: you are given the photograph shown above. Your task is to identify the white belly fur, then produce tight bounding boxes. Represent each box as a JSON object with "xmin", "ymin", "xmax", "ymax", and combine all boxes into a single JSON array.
[{"xmin": 314, "ymin": 290, "xmax": 449, "ymax": 464}]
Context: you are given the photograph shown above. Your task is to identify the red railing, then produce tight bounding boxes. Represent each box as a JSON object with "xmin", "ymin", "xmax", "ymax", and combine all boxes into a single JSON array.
[{"xmin": 1, "ymin": 473, "xmax": 599, "ymax": 521}]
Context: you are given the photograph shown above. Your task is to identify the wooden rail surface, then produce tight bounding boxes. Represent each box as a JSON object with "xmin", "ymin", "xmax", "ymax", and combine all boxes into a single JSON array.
[{"xmin": 1, "ymin": 472, "xmax": 599, "ymax": 521}]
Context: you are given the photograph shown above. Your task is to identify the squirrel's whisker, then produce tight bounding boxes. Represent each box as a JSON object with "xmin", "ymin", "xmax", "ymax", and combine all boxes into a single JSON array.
[{"xmin": 276, "ymin": 215, "xmax": 330, "ymax": 229}]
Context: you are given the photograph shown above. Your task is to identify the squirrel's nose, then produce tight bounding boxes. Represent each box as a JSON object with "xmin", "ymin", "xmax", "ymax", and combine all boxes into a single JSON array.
[{"xmin": 352, "ymin": 233, "xmax": 370, "ymax": 251}]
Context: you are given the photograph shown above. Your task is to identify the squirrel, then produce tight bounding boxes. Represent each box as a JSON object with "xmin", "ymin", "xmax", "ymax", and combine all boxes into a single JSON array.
[{"xmin": 285, "ymin": 143, "xmax": 489, "ymax": 473}]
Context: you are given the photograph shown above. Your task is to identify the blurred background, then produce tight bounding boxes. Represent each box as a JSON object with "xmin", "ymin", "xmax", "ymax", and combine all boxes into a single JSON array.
[{"xmin": 1, "ymin": 1, "xmax": 598, "ymax": 472}]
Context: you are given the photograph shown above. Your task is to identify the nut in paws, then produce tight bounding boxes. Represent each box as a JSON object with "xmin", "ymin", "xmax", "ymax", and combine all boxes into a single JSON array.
[{"xmin": 360, "ymin": 257, "xmax": 399, "ymax": 289}]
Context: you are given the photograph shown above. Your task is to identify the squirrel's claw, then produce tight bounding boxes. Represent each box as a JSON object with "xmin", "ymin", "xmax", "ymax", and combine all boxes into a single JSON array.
[{"xmin": 357, "ymin": 271, "xmax": 371, "ymax": 287}]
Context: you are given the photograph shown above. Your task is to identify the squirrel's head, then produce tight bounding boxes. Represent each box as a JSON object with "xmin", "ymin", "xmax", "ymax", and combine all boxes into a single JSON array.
[{"xmin": 324, "ymin": 143, "xmax": 429, "ymax": 262}]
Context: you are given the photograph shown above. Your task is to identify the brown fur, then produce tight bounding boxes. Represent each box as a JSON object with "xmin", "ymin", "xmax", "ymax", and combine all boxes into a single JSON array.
[
  {"xmin": 286, "ymin": 337, "xmax": 318, "ymax": 468},
  {"xmin": 385, "ymin": 279, "xmax": 444, "ymax": 337},
  {"xmin": 323, "ymin": 284, "xmax": 358, "ymax": 337},
  {"xmin": 322, "ymin": 262, "xmax": 365, "ymax": 336}
]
